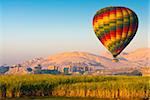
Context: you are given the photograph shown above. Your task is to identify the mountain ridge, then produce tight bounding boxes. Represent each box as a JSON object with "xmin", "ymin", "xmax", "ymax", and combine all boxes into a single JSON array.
[
  {"xmin": 22, "ymin": 48, "xmax": 150, "ymax": 68},
  {"xmin": 2, "ymin": 48, "xmax": 150, "ymax": 74}
]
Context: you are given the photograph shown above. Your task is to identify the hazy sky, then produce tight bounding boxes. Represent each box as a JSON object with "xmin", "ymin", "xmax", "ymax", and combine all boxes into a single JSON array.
[{"xmin": 0, "ymin": 0, "xmax": 149, "ymax": 65}]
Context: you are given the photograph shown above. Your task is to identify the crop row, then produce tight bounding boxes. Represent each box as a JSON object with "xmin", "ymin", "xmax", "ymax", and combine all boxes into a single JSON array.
[{"xmin": 0, "ymin": 75, "xmax": 149, "ymax": 99}]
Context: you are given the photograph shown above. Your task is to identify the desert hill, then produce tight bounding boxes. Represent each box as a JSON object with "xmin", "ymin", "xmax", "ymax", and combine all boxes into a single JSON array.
[
  {"xmin": 2, "ymin": 48, "xmax": 150, "ymax": 74},
  {"xmin": 22, "ymin": 48, "xmax": 150, "ymax": 70}
]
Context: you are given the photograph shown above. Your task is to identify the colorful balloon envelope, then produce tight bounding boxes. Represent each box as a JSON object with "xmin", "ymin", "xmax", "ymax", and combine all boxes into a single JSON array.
[{"xmin": 93, "ymin": 6, "xmax": 138, "ymax": 60}]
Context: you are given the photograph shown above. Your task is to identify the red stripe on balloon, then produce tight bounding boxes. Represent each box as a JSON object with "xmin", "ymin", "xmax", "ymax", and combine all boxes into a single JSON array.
[
  {"xmin": 116, "ymin": 28, "xmax": 122, "ymax": 35},
  {"xmin": 110, "ymin": 9, "xmax": 116, "ymax": 15},
  {"xmin": 123, "ymin": 26, "xmax": 129, "ymax": 32},
  {"xmin": 114, "ymin": 46, "xmax": 124, "ymax": 54},
  {"xmin": 100, "ymin": 37, "xmax": 106, "ymax": 45},
  {"xmin": 93, "ymin": 14, "xmax": 103, "ymax": 26},
  {"xmin": 105, "ymin": 33, "xmax": 111, "ymax": 40},
  {"xmin": 103, "ymin": 10, "xmax": 111, "ymax": 46},
  {"xmin": 110, "ymin": 30, "xmax": 116, "ymax": 39}
]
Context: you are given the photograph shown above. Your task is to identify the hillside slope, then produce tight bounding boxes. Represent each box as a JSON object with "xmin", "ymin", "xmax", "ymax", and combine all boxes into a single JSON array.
[{"xmin": 21, "ymin": 48, "xmax": 150, "ymax": 72}]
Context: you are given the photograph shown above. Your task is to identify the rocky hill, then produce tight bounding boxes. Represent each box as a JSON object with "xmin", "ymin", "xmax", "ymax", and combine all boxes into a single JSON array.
[
  {"xmin": 3, "ymin": 48, "xmax": 150, "ymax": 74},
  {"xmin": 23, "ymin": 48, "xmax": 150, "ymax": 69}
]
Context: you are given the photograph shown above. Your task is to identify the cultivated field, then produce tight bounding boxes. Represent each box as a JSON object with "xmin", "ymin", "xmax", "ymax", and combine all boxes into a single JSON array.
[{"xmin": 0, "ymin": 75, "xmax": 149, "ymax": 99}]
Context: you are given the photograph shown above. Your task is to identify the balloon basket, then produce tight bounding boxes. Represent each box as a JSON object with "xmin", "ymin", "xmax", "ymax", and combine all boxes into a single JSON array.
[{"xmin": 112, "ymin": 58, "xmax": 119, "ymax": 62}]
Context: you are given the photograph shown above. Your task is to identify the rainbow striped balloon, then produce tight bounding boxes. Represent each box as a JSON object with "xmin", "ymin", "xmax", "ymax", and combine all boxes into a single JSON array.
[{"xmin": 93, "ymin": 6, "xmax": 138, "ymax": 58}]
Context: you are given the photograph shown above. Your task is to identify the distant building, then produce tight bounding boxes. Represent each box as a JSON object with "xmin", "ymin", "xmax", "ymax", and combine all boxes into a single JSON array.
[
  {"xmin": 40, "ymin": 69, "xmax": 60, "ymax": 74},
  {"xmin": 33, "ymin": 64, "xmax": 61, "ymax": 74},
  {"xmin": 26, "ymin": 67, "xmax": 33, "ymax": 73},
  {"xmin": 47, "ymin": 65, "xmax": 58, "ymax": 70},
  {"xmin": 84, "ymin": 66, "xmax": 89, "ymax": 71},
  {"xmin": 86, "ymin": 66, "xmax": 95, "ymax": 72},
  {"xmin": 61, "ymin": 65, "xmax": 72, "ymax": 75},
  {"xmin": 33, "ymin": 64, "xmax": 42, "ymax": 74},
  {"xmin": 72, "ymin": 66, "xmax": 84, "ymax": 74},
  {"xmin": 34, "ymin": 64, "xmax": 42, "ymax": 70},
  {"xmin": 63, "ymin": 68, "xmax": 69, "ymax": 74},
  {"xmin": 0, "ymin": 65, "xmax": 9, "ymax": 74}
]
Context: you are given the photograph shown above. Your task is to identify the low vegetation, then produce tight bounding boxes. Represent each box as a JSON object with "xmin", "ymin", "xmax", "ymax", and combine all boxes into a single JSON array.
[{"xmin": 0, "ymin": 75, "xmax": 149, "ymax": 99}]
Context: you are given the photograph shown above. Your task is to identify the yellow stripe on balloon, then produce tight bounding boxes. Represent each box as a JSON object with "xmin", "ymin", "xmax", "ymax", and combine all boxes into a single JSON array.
[
  {"xmin": 126, "ymin": 9, "xmax": 132, "ymax": 15},
  {"xmin": 127, "ymin": 31, "xmax": 133, "ymax": 37},
  {"xmin": 122, "ymin": 9, "xmax": 128, "ymax": 16},
  {"xmin": 116, "ymin": 10, "xmax": 122, "ymax": 18},
  {"xmin": 109, "ymin": 13, "xmax": 116, "ymax": 20},
  {"xmin": 105, "ymin": 40, "xmax": 112, "ymax": 47},
  {"xmin": 93, "ymin": 18, "xmax": 104, "ymax": 31},
  {"xmin": 116, "ymin": 21, "xmax": 122, "ymax": 24},
  {"xmin": 111, "ymin": 37, "xmax": 115, "ymax": 42},
  {"xmin": 124, "ymin": 19, "xmax": 129, "ymax": 22},
  {"xmin": 103, "ymin": 15, "xmax": 109, "ymax": 24},
  {"xmin": 109, "ymin": 22, "xmax": 115, "ymax": 26},
  {"xmin": 122, "ymin": 32, "xmax": 127, "ymax": 38},
  {"xmin": 104, "ymin": 25, "xmax": 109, "ymax": 29},
  {"xmin": 109, "ymin": 12, "xmax": 116, "ymax": 43},
  {"xmin": 116, "ymin": 34, "xmax": 121, "ymax": 40},
  {"xmin": 116, "ymin": 8, "xmax": 123, "ymax": 41},
  {"xmin": 93, "ymin": 23, "xmax": 99, "ymax": 31}
]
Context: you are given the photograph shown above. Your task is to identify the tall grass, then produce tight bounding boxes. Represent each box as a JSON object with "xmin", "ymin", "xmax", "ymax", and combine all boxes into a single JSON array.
[{"xmin": 0, "ymin": 75, "xmax": 149, "ymax": 99}]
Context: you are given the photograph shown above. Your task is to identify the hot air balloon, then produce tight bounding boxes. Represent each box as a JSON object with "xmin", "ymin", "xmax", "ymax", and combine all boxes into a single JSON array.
[{"xmin": 93, "ymin": 6, "xmax": 138, "ymax": 62}]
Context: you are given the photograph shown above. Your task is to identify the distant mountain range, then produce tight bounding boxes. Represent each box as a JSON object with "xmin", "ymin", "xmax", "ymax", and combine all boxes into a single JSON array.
[
  {"xmin": 23, "ymin": 48, "xmax": 149, "ymax": 69},
  {"xmin": 3, "ymin": 48, "xmax": 150, "ymax": 74}
]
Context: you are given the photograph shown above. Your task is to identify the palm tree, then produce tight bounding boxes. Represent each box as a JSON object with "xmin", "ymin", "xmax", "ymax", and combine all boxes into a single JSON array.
[{"xmin": 17, "ymin": 64, "xmax": 22, "ymax": 71}]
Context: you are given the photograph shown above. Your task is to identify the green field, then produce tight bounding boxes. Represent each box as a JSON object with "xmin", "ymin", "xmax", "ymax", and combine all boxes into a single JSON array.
[{"xmin": 0, "ymin": 75, "xmax": 149, "ymax": 99}]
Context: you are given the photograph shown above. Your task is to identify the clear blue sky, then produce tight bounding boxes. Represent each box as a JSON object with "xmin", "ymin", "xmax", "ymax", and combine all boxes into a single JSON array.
[{"xmin": 0, "ymin": 0, "xmax": 149, "ymax": 64}]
